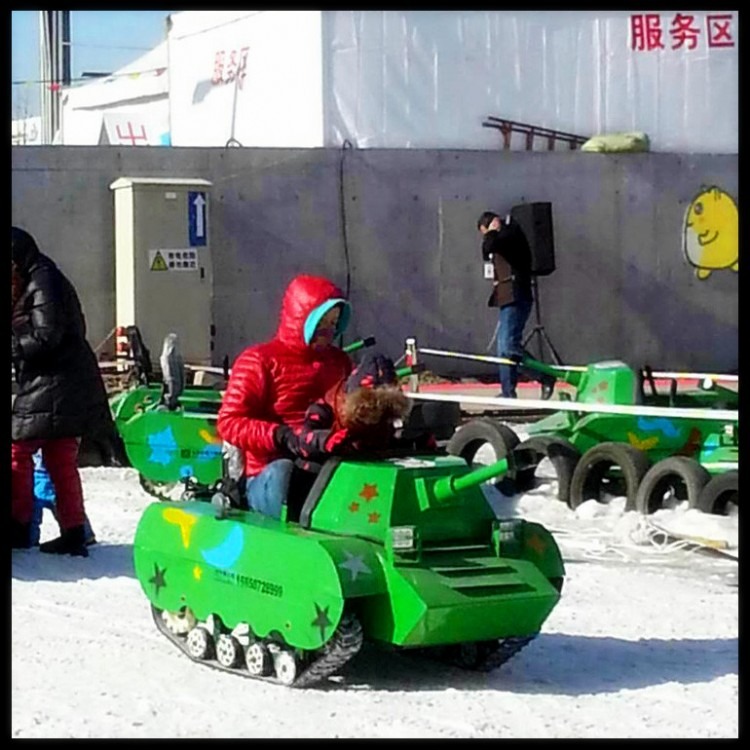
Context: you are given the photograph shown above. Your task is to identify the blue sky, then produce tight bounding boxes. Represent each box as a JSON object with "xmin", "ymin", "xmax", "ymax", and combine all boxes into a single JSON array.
[{"xmin": 11, "ymin": 10, "xmax": 176, "ymax": 118}]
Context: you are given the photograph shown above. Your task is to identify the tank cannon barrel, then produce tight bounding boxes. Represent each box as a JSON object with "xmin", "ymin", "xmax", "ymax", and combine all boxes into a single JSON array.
[
  {"xmin": 521, "ymin": 356, "xmax": 583, "ymax": 388},
  {"xmin": 343, "ymin": 336, "xmax": 376, "ymax": 354},
  {"xmin": 433, "ymin": 457, "xmax": 509, "ymax": 503}
]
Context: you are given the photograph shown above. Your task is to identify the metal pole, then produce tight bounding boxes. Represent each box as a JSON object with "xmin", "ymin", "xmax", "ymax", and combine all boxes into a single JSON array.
[
  {"xmin": 39, "ymin": 10, "xmax": 64, "ymax": 144},
  {"xmin": 38, "ymin": 11, "xmax": 49, "ymax": 143},
  {"xmin": 530, "ymin": 276, "xmax": 544, "ymax": 361},
  {"xmin": 404, "ymin": 337, "xmax": 420, "ymax": 393},
  {"xmin": 62, "ymin": 11, "xmax": 71, "ymax": 86}
]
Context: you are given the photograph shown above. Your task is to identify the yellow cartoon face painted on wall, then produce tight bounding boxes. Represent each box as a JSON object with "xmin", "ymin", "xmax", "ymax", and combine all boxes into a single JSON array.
[{"xmin": 683, "ymin": 187, "xmax": 738, "ymax": 280}]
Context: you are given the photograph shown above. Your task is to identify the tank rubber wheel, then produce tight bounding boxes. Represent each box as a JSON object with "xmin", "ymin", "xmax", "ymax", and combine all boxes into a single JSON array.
[
  {"xmin": 271, "ymin": 647, "xmax": 299, "ymax": 686},
  {"xmin": 245, "ymin": 642, "xmax": 273, "ymax": 676},
  {"xmin": 696, "ymin": 470, "xmax": 738, "ymax": 516},
  {"xmin": 216, "ymin": 634, "xmax": 243, "ymax": 668},
  {"xmin": 446, "ymin": 418, "xmax": 520, "ymax": 475},
  {"xmin": 635, "ymin": 457, "xmax": 711, "ymax": 515},
  {"xmin": 569, "ymin": 442, "xmax": 651, "ymax": 512},
  {"xmin": 511, "ymin": 436, "xmax": 581, "ymax": 504},
  {"xmin": 186, "ymin": 626, "xmax": 214, "ymax": 660},
  {"xmin": 161, "ymin": 607, "xmax": 196, "ymax": 636},
  {"xmin": 406, "ymin": 401, "xmax": 462, "ymax": 441}
]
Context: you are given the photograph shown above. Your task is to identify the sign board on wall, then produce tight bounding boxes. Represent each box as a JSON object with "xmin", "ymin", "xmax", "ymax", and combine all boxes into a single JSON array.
[{"xmin": 148, "ymin": 249, "xmax": 199, "ymax": 271}]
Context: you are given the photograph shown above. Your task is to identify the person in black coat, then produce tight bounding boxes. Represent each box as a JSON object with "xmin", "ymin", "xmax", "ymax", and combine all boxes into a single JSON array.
[
  {"xmin": 478, "ymin": 211, "xmax": 555, "ymax": 399},
  {"xmin": 11, "ymin": 226, "xmax": 111, "ymax": 556}
]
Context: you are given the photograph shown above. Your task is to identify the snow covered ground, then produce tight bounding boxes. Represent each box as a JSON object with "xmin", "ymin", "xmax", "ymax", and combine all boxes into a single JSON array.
[{"xmin": 11, "ymin": 434, "xmax": 738, "ymax": 739}]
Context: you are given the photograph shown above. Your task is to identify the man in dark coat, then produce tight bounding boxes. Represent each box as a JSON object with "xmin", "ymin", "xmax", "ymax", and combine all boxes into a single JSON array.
[
  {"xmin": 11, "ymin": 226, "xmax": 111, "ymax": 555},
  {"xmin": 478, "ymin": 211, "xmax": 555, "ymax": 399}
]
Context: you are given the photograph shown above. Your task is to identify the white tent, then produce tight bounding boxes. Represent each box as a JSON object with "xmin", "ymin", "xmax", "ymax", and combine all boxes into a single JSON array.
[
  {"xmin": 48, "ymin": 10, "xmax": 738, "ymax": 152},
  {"xmin": 57, "ymin": 40, "xmax": 169, "ymax": 145}
]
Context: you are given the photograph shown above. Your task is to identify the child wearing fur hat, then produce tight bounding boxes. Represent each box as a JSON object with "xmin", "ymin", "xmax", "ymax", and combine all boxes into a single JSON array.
[
  {"xmin": 275, "ymin": 351, "xmax": 436, "ymax": 472},
  {"xmin": 276, "ymin": 352, "xmax": 408, "ymax": 465}
]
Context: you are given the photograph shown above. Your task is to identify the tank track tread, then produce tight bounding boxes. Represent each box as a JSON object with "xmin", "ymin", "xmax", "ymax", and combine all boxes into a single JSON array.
[
  {"xmin": 151, "ymin": 605, "xmax": 363, "ymax": 688},
  {"xmin": 138, "ymin": 475, "xmax": 217, "ymax": 504},
  {"xmin": 138, "ymin": 475, "xmax": 182, "ymax": 502},
  {"xmin": 418, "ymin": 633, "xmax": 538, "ymax": 672}
]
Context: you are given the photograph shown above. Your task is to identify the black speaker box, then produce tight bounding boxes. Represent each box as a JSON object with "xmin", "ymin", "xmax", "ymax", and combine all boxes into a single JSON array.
[{"xmin": 511, "ymin": 202, "xmax": 555, "ymax": 276}]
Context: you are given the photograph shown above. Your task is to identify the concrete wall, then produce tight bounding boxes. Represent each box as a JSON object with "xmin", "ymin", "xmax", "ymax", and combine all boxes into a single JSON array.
[{"xmin": 12, "ymin": 146, "xmax": 738, "ymax": 378}]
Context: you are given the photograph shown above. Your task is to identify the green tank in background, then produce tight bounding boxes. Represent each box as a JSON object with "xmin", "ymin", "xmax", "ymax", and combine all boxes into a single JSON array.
[
  {"xmin": 133, "ymin": 444, "xmax": 564, "ymax": 687},
  {"xmin": 110, "ymin": 333, "xmax": 382, "ymax": 497},
  {"xmin": 521, "ymin": 357, "xmax": 737, "ymax": 457},
  {"xmin": 481, "ymin": 357, "xmax": 739, "ymax": 516},
  {"xmin": 106, "ymin": 325, "xmax": 228, "ymax": 493},
  {"xmin": 110, "ymin": 384, "xmax": 224, "ymax": 492}
]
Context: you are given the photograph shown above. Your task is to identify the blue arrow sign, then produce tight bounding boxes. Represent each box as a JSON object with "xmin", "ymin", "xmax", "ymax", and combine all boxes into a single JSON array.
[{"xmin": 188, "ymin": 191, "xmax": 207, "ymax": 247}]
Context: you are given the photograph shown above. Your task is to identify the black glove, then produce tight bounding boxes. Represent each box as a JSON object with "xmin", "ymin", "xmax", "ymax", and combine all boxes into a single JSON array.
[
  {"xmin": 301, "ymin": 401, "xmax": 335, "ymax": 432},
  {"xmin": 346, "ymin": 351, "xmax": 397, "ymax": 392},
  {"xmin": 274, "ymin": 424, "xmax": 349, "ymax": 463}
]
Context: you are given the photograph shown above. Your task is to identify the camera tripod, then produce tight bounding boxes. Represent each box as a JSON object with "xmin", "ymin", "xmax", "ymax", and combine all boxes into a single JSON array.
[{"xmin": 522, "ymin": 276, "xmax": 563, "ymax": 365}]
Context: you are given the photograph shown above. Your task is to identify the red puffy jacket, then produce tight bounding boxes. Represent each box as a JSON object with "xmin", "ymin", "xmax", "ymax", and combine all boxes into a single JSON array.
[{"xmin": 217, "ymin": 275, "xmax": 353, "ymax": 476}]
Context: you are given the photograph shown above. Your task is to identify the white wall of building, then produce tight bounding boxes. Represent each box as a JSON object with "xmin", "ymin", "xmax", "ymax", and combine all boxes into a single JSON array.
[
  {"xmin": 167, "ymin": 10, "xmax": 324, "ymax": 147},
  {"xmin": 322, "ymin": 10, "xmax": 738, "ymax": 152}
]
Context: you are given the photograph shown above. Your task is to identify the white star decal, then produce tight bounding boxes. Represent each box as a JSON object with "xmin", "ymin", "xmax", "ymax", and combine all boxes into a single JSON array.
[{"xmin": 338, "ymin": 551, "xmax": 372, "ymax": 582}]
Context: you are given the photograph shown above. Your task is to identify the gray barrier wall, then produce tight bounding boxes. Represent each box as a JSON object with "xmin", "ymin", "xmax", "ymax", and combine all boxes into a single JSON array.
[{"xmin": 12, "ymin": 146, "xmax": 738, "ymax": 377}]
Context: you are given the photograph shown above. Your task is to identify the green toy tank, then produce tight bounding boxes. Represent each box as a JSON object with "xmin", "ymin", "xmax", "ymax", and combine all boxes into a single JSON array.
[
  {"xmin": 133, "ymin": 443, "xmax": 564, "ymax": 686},
  {"xmin": 115, "ymin": 395, "xmax": 223, "ymax": 488},
  {"xmin": 521, "ymin": 357, "xmax": 738, "ymax": 465},
  {"xmin": 497, "ymin": 357, "xmax": 739, "ymax": 513},
  {"xmin": 107, "ymin": 321, "xmax": 226, "ymax": 491}
]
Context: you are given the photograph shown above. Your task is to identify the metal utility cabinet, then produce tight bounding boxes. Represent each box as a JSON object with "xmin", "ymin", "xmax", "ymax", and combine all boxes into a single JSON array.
[{"xmin": 110, "ymin": 177, "xmax": 214, "ymax": 365}]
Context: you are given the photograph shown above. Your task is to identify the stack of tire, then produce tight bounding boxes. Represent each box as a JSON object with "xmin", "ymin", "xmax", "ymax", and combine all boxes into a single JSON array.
[{"xmin": 445, "ymin": 418, "xmax": 738, "ymax": 517}]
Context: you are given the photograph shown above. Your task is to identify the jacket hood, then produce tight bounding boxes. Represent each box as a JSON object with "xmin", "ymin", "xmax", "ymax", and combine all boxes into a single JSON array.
[
  {"xmin": 12, "ymin": 226, "xmax": 41, "ymax": 274},
  {"xmin": 276, "ymin": 274, "xmax": 350, "ymax": 350}
]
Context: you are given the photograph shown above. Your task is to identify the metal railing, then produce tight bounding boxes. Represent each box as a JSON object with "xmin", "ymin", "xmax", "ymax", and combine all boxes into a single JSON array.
[{"xmin": 482, "ymin": 115, "xmax": 589, "ymax": 151}]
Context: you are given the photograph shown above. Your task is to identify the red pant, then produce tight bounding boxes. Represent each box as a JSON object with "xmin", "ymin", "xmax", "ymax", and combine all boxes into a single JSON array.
[{"xmin": 12, "ymin": 437, "xmax": 86, "ymax": 530}]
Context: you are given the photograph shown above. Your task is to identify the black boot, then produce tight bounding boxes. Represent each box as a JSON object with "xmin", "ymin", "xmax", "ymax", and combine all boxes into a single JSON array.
[
  {"xmin": 39, "ymin": 525, "xmax": 89, "ymax": 557},
  {"xmin": 540, "ymin": 375, "xmax": 556, "ymax": 400},
  {"xmin": 83, "ymin": 515, "xmax": 97, "ymax": 546},
  {"xmin": 11, "ymin": 519, "xmax": 32, "ymax": 549}
]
